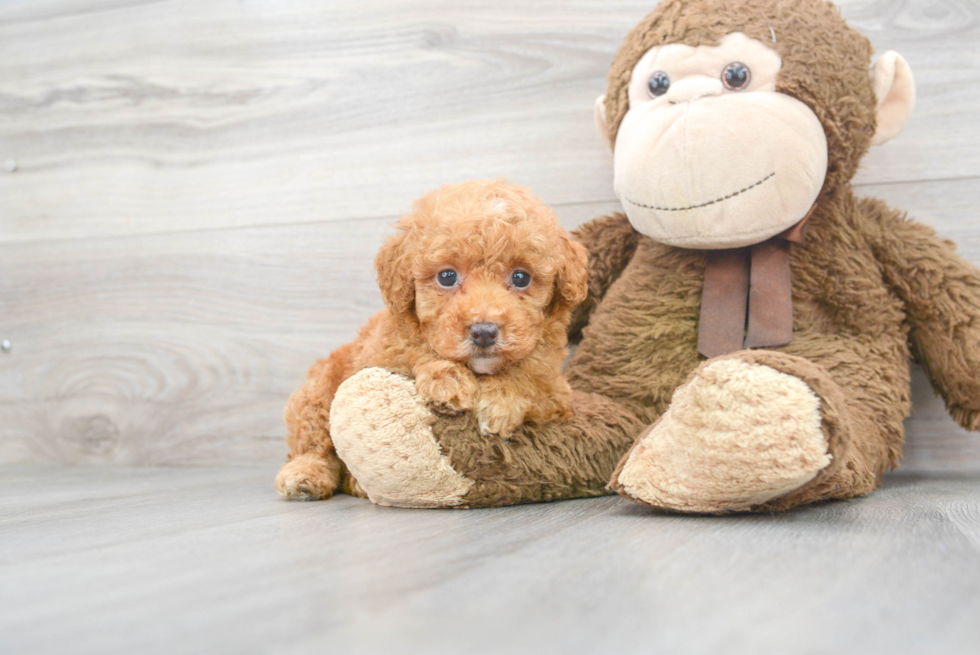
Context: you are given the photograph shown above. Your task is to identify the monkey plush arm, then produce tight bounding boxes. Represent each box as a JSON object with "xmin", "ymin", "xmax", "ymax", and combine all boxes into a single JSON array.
[
  {"xmin": 568, "ymin": 213, "xmax": 640, "ymax": 343},
  {"xmin": 865, "ymin": 198, "xmax": 980, "ymax": 431}
]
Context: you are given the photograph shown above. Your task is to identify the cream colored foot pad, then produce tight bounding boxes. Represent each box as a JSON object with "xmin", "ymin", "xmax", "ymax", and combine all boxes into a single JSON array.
[
  {"xmin": 330, "ymin": 368, "xmax": 473, "ymax": 508},
  {"xmin": 618, "ymin": 359, "xmax": 830, "ymax": 512}
]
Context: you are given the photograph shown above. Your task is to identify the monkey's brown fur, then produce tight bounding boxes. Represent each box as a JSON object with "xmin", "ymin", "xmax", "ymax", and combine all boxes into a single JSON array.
[
  {"xmin": 275, "ymin": 179, "xmax": 588, "ymax": 500},
  {"xmin": 322, "ymin": 0, "xmax": 980, "ymax": 511},
  {"xmin": 592, "ymin": 0, "xmax": 980, "ymax": 509}
]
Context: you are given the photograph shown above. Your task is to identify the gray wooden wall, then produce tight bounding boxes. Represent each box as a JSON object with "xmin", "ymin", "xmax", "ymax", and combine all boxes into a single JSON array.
[{"xmin": 1, "ymin": 0, "xmax": 978, "ymax": 470}]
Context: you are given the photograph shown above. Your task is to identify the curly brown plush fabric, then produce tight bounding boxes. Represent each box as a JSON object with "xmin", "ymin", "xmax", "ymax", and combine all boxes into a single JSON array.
[{"xmin": 430, "ymin": 390, "xmax": 647, "ymax": 507}]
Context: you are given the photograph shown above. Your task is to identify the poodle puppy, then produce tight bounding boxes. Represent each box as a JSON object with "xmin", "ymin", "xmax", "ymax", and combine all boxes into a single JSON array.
[{"xmin": 275, "ymin": 179, "xmax": 589, "ymax": 500}]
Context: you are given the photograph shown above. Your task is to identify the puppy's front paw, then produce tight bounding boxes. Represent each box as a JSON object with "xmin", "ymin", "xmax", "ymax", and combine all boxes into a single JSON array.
[
  {"xmin": 275, "ymin": 453, "xmax": 341, "ymax": 501},
  {"xmin": 476, "ymin": 401, "xmax": 527, "ymax": 437},
  {"xmin": 415, "ymin": 360, "xmax": 479, "ymax": 413}
]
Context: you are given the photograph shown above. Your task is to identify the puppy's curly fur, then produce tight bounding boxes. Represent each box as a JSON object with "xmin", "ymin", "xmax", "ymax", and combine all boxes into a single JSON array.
[{"xmin": 275, "ymin": 179, "xmax": 589, "ymax": 500}]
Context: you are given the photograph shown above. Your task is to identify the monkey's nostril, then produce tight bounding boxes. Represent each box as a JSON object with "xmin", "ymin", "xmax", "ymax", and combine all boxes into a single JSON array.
[{"xmin": 469, "ymin": 322, "xmax": 499, "ymax": 348}]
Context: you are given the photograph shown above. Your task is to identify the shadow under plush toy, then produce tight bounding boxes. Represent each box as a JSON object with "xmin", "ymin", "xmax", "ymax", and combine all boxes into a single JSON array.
[{"xmin": 288, "ymin": 0, "xmax": 980, "ymax": 513}]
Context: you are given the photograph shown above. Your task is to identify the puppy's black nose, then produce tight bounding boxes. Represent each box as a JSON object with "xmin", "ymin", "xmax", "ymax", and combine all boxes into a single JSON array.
[{"xmin": 469, "ymin": 322, "xmax": 499, "ymax": 349}]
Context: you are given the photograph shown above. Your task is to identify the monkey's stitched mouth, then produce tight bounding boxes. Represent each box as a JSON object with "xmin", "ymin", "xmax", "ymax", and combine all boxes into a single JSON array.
[{"xmin": 625, "ymin": 172, "xmax": 775, "ymax": 212}]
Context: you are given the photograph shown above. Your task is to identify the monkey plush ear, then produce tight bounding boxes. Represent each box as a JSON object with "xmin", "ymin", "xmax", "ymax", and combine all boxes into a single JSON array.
[
  {"xmin": 870, "ymin": 51, "xmax": 916, "ymax": 146},
  {"xmin": 594, "ymin": 94, "xmax": 613, "ymax": 150}
]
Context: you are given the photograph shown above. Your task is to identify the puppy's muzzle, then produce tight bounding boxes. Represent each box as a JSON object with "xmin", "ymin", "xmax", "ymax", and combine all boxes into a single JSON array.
[{"xmin": 469, "ymin": 322, "xmax": 499, "ymax": 349}]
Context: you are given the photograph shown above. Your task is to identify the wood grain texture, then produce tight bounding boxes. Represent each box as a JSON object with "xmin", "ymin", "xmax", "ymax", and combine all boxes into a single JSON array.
[
  {"xmin": 0, "ymin": 219, "xmax": 386, "ymax": 464},
  {"xmin": 1, "ymin": 466, "xmax": 979, "ymax": 655},
  {"xmin": 1, "ymin": 0, "xmax": 979, "ymax": 468},
  {"xmin": 0, "ymin": 0, "xmax": 978, "ymax": 243}
]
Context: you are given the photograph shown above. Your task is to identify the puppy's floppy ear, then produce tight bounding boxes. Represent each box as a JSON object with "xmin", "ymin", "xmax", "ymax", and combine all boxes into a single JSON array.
[
  {"xmin": 374, "ymin": 225, "xmax": 416, "ymax": 315},
  {"xmin": 549, "ymin": 235, "xmax": 589, "ymax": 316}
]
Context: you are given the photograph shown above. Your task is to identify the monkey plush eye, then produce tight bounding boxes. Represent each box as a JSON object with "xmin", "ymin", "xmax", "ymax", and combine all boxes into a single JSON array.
[
  {"xmin": 722, "ymin": 62, "xmax": 751, "ymax": 90},
  {"xmin": 436, "ymin": 269, "xmax": 458, "ymax": 287},
  {"xmin": 511, "ymin": 270, "xmax": 531, "ymax": 288},
  {"xmin": 647, "ymin": 71, "xmax": 671, "ymax": 97}
]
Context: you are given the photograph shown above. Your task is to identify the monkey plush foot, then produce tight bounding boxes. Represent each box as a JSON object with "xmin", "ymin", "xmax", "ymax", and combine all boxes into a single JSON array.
[
  {"xmin": 610, "ymin": 356, "xmax": 832, "ymax": 513},
  {"xmin": 329, "ymin": 367, "xmax": 475, "ymax": 508}
]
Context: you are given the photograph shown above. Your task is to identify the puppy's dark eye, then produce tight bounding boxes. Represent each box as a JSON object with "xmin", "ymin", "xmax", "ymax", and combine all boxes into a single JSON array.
[
  {"xmin": 511, "ymin": 270, "xmax": 531, "ymax": 288},
  {"xmin": 437, "ymin": 269, "xmax": 458, "ymax": 287},
  {"xmin": 647, "ymin": 71, "xmax": 670, "ymax": 97},
  {"xmin": 722, "ymin": 62, "xmax": 751, "ymax": 90}
]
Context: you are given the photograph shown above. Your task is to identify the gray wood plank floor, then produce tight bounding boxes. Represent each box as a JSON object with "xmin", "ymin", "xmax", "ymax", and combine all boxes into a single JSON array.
[
  {"xmin": 1, "ymin": 466, "xmax": 979, "ymax": 655},
  {"xmin": 2, "ymin": 0, "xmax": 979, "ymax": 469}
]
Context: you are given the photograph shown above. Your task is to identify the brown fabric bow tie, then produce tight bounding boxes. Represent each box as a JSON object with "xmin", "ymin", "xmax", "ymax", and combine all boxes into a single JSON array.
[{"xmin": 696, "ymin": 209, "xmax": 814, "ymax": 359}]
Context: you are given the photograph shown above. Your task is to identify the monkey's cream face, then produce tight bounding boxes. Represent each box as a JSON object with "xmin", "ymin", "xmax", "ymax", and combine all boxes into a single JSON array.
[{"xmin": 612, "ymin": 32, "xmax": 828, "ymax": 249}]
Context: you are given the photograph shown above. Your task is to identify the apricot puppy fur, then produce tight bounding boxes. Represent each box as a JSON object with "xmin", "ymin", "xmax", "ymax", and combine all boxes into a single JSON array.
[{"xmin": 275, "ymin": 179, "xmax": 589, "ymax": 500}]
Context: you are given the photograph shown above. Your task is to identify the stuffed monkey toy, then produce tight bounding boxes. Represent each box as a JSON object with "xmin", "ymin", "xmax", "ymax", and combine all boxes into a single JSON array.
[{"xmin": 288, "ymin": 0, "xmax": 980, "ymax": 512}]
